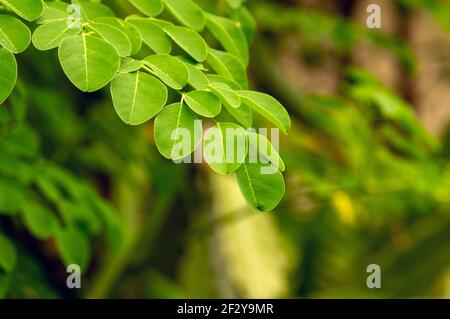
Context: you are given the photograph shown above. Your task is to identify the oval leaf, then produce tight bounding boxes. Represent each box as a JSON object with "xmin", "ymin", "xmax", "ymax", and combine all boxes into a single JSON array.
[
  {"xmin": 32, "ymin": 20, "xmax": 81, "ymax": 51},
  {"xmin": 144, "ymin": 54, "xmax": 189, "ymax": 90},
  {"xmin": 0, "ymin": 14, "xmax": 31, "ymax": 53},
  {"xmin": 0, "ymin": 48, "xmax": 17, "ymax": 105},
  {"xmin": 58, "ymin": 34, "xmax": 120, "ymax": 92},
  {"xmin": 184, "ymin": 90, "xmax": 221, "ymax": 118},
  {"xmin": 0, "ymin": 233, "xmax": 16, "ymax": 272},
  {"xmin": 129, "ymin": 0, "xmax": 163, "ymax": 17},
  {"xmin": 207, "ymin": 48, "xmax": 247, "ymax": 89},
  {"xmin": 163, "ymin": 24, "xmax": 207, "ymax": 62},
  {"xmin": 163, "ymin": 0, "xmax": 205, "ymax": 31},
  {"xmin": 89, "ymin": 21, "xmax": 132, "ymax": 57},
  {"xmin": 23, "ymin": 202, "xmax": 59, "ymax": 240},
  {"xmin": 127, "ymin": 18, "xmax": 172, "ymax": 54},
  {"xmin": 0, "ymin": 0, "xmax": 44, "ymax": 21}
]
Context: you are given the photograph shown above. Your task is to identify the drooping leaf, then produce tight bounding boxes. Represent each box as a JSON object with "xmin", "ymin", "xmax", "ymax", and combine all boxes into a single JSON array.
[
  {"xmin": 58, "ymin": 34, "xmax": 120, "ymax": 92},
  {"xmin": 129, "ymin": 0, "xmax": 164, "ymax": 17},
  {"xmin": 111, "ymin": 71, "xmax": 167, "ymax": 125},
  {"xmin": 0, "ymin": 14, "xmax": 31, "ymax": 53},
  {"xmin": 0, "ymin": 0, "xmax": 44, "ymax": 21},
  {"xmin": 163, "ymin": 0, "xmax": 205, "ymax": 31},
  {"xmin": 235, "ymin": 160, "xmax": 285, "ymax": 212},
  {"xmin": 127, "ymin": 18, "xmax": 171, "ymax": 54},
  {"xmin": 204, "ymin": 122, "xmax": 247, "ymax": 175},
  {"xmin": 184, "ymin": 90, "xmax": 221, "ymax": 118},
  {"xmin": 143, "ymin": 54, "xmax": 189, "ymax": 90},
  {"xmin": 163, "ymin": 24, "xmax": 207, "ymax": 62},
  {"xmin": 55, "ymin": 227, "xmax": 90, "ymax": 272},
  {"xmin": 238, "ymin": 91, "xmax": 291, "ymax": 134},
  {"xmin": 32, "ymin": 20, "xmax": 81, "ymax": 51},
  {"xmin": 0, "ymin": 233, "xmax": 17, "ymax": 272},
  {"xmin": 23, "ymin": 202, "xmax": 59, "ymax": 240},
  {"xmin": 154, "ymin": 102, "xmax": 203, "ymax": 160},
  {"xmin": 207, "ymin": 48, "xmax": 248, "ymax": 89},
  {"xmin": 89, "ymin": 21, "xmax": 132, "ymax": 57},
  {"xmin": 205, "ymin": 13, "xmax": 249, "ymax": 65},
  {"xmin": 0, "ymin": 48, "xmax": 17, "ymax": 105}
]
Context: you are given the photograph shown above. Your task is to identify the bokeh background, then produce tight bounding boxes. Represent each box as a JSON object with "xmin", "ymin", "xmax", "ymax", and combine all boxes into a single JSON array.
[{"xmin": 1, "ymin": 0, "xmax": 450, "ymax": 298}]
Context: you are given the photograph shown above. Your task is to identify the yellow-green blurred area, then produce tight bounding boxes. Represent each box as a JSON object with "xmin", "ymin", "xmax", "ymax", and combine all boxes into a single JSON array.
[{"xmin": 1, "ymin": 0, "xmax": 450, "ymax": 299}]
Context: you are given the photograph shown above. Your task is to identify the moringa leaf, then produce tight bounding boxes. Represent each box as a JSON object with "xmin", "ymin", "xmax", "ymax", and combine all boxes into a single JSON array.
[
  {"xmin": 143, "ymin": 54, "xmax": 189, "ymax": 90},
  {"xmin": 163, "ymin": 0, "xmax": 205, "ymax": 31},
  {"xmin": 247, "ymin": 132, "xmax": 285, "ymax": 172},
  {"xmin": 129, "ymin": 0, "xmax": 164, "ymax": 17},
  {"xmin": 238, "ymin": 91, "xmax": 291, "ymax": 134},
  {"xmin": 163, "ymin": 24, "xmax": 207, "ymax": 62},
  {"xmin": 208, "ymin": 82, "xmax": 241, "ymax": 109},
  {"xmin": 58, "ymin": 34, "xmax": 120, "ymax": 92},
  {"xmin": 184, "ymin": 90, "xmax": 221, "ymax": 118},
  {"xmin": 94, "ymin": 17, "xmax": 142, "ymax": 55},
  {"xmin": 0, "ymin": 48, "xmax": 17, "ymax": 105},
  {"xmin": 74, "ymin": 0, "xmax": 114, "ymax": 20},
  {"xmin": 32, "ymin": 20, "xmax": 81, "ymax": 51},
  {"xmin": 127, "ymin": 18, "xmax": 171, "ymax": 54},
  {"xmin": 205, "ymin": 13, "xmax": 249, "ymax": 65},
  {"xmin": 119, "ymin": 57, "xmax": 141, "ymax": 73},
  {"xmin": 111, "ymin": 71, "xmax": 167, "ymax": 125},
  {"xmin": 89, "ymin": 21, "xmax": 132, "ymax": 57},
  {"xmin": 0, "ymin": 14, "xmax": 31, "ymax": 53},
  {"xmin": 37, "ymin": 1, "xmax": 69, "ymax": 24},
  {"xmin": 234, "ymin": 160, "xmax": 285, "ymax": 212},
  {"xmin": 204, "ymin": 122, "xmax": 248, "ymax": 175},
  {"xmin": 0, "ymin": 0, "xmax": 44, "ymax": 21},
  {"xmin": 154, "ymin": 102, "xmax": 203, "ymax": 160},
  {"xmin": 207, "ymin": 48, "xmax": 248, "ymax": 89},
  {"xmin": 0, "ymin": 233, "xmax": 17, "ymax": 273}
]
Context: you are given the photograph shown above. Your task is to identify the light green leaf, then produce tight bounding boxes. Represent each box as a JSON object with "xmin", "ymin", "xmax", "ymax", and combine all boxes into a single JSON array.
[
  {"xmin": 74, "ymin": 0, "xmax": 114, "ymax": 20},
  {"xmin": 23, "ymin": 202, "xmax": 59, "ymax": 240},
  {"xmin": 154, "ymin": 102, "xmax": 203, "ymax": 160},
  {"xmin": 178, "ymin": 57, "xmax": 210, "ymax": 90},
  {"xmin": 184, "ymin": 90, "xmax": 221, "ymax": 118},
  {"xmin": 0, "ymin": 48, "xmax": 17, "ymax": 105},
  {"xmin": 32, "ymin": 20, "xmax": 81, "ymax": 51},
  {"xmin": 56, "ymin": 227, "xmax": 90, "ymax": 272},
  {"xmin": 0, "ymin": 14, "xmax": 31, "ymax": 53},
  {"xmin": 58, "ymin": 34, "xmax": 120, "ymax": 92},
  {"xmin": 94, "ymin": 17, "xmax": 142, "ymax": 55},
  {"xmin": 89, "ymin": 21, "xmax": 132, "ymax": 57},
  {"xmin": 127, "ymin": 18, "xmax": 171, "ymax": 54},
  {"xmin": 0, "ymin": 0, "xmax": 44, "ymax": 21},
  {"xmin": 129, "ymin": 0, "xmax": 163, "ymax": 17},
  {"xmin": 238, "ymin": 91, "xmax": 291, "ymax": 134},
  {"xmin": 226, "ymin": 0, "xmax": 243, "ymax": 9},
  {"xmin": 37, "ymin": 1, "xmax": 69, "ymax": 24},
  {"xmin": 247, "ymin": 132, "xmax": 285, "ymax": 172},
  {"xmin": 111, "ymin": 71, "xmax": 167, "ymax": 125},
  {"xmin": 206, "ymin": 74, "xmax": 240, "ymax": 90},
  {"xmin": 204, "ymin": 122, "xmax": 247, "ymax": 175},
  {"xmin": 207, "ymin": 48, "xmax": 247, "ymax": 89},
  {"xmin": 119, "ymin": 57, "xmax": 141, "ymax": 73},
  {"xmin": 0, "ymin": 233, "xmax": 16, "ymax": 272},
  {"xmin": 235, "ymin": 160, "xmax": 285, "ymax": 212},
  {"xmin": 205, "ymin": 13, "xmax": 249, "ymax": 65},
  {"xmin": 163, "ymin": 0, "xmax": 205, "ymax": 31},
  {"xmin": 163, "ymin": 25, "xmax": 207, "ymax": 62},
  {"xmin": 208, "ymin": 82, "xmax": 241, "ymax": 109},
  {"xmin": 230, "ymin": 6, "xmax": 256, "ymax": 43},
  {"xmin": 144, "ymin": 54, "xmax": 189, "ymax": 90}
]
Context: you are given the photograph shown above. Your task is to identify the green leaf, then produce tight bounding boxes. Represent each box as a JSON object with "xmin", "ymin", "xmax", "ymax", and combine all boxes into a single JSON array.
[
  {"xmin": 206, "ymin": 74, "xmax": 240, "ymax": 90},
  {"xmin": 184, "ymin": 90, "xmax": 221, "ymax": 118},
  {"xmin": 204, "ymin": 122, "xmax": 247, "ymax": 175},
  {"xmin": 129, "ymin": 0, "xmax": 163, "ymax": 17},
  {"xmin": 208, "ymin": 82, "xmax": 241, "ymax": 109},
  {"xmin": 237, "ymin": 91, "xmax": 291, "ymax": 134},
  {"xmin": 32, "ymin": 20, "xmax": 81, "ymax": 51},
  {"xmin": 127, "ymin": 18, "xmax": 171, "ymax": 54},
  {"xmin": 119, "ymin": 57, "xmax": 141, "ymax": 73},
  {"xmin": 0, "ymin": 233, "xmax": 16, "ymax": 272},
  {"xmin": 178, "ymin": 57, "xmax": 210, "ymax": 90},
  {"xmin": 58, "ymin": 34, "xmax": 120, "ymax": 92},
  {"xmin": 154, "ymin": 102, "xmax": 203, "ymax": 160},
  {"xmin": 0, "ymin": 48, "xmax": 17, "ymax": 105},
  {"xmin": 89, "ymin": 21, "xmax": 132, "ymax": 57},
  {"xmin": 111, "ymin": 71, "xmax": 167, "ymax": 125},
  {"xmin": 205, "ymin": 13, "xmax": 249, "ymax": 65},
  {"xmin": 37, "ymin": 1, "xmax": 69, "ymax": 24},
  {"xmin": 0, "ymin": 14, "xmax": 31, "ymax": 53},
  {"xmin": 143, "ymin": 54, "xmax": 189, "ymax": 90},
  {"xmin": 23, "ymin": 202, "xmax": 59, "ymax": 240},
  {"xmin": 163, "ymin": 0, "xmax": 205, "ymax": 31},
  {"xmin": 230, "ymin": 6, "xmax": 256, "ymax": 43},
  {"xmin": 55, "ymin": 227, "xmax": 90, "ymax": 271},
  {"xmin": 0, "ymin": 0, "xmax": 44, "ymax": 21},
  {"xmin": 235, "ymin": 161, "xmax": 285, "ymax": 212},
  {"xmin": 0, "ymin": 179, "xmax": 24, "ymax": 214},
  {"xmin": 226, "ymin": 0, "xmax": 243, "ymax": 9},
  {"xmin": 163, "ymin": 24, "xmax": 207, "ymax": 62},
  {"xmin": 247, "ymin": 132, "xmax": 285, "ymax": 172},
  {"xmin": 74, "ymin": 0, "xmax": 114, "ymax": 20},
  {"xmin": 207, "ymin": 48, "xmax": 247, "ymax": 89},
  {"xmin": 94, "ymin": 17, "xmax": 142, "ymax": 55}
]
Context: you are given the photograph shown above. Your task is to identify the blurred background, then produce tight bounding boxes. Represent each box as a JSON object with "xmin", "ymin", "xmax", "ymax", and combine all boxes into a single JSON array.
[{"xmin": 1, "ymin": 0, "xmax": 450, "ymax": 298}]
